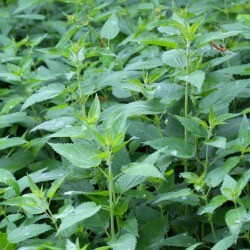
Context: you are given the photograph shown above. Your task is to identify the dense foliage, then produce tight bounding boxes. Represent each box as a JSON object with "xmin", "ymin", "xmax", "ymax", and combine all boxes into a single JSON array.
[{"xmin": 0, "ymin": 0, "xmax": 250, "ymax": 249}]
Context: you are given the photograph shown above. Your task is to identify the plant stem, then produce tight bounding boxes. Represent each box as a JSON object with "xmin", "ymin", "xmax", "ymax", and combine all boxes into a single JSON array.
[
  {"xmin": 107, "ymin": 150, "xmax": 116, "ymax": 240},
  {"xmin": 76, "ymin": 63, "xmax": 86, "ymax": 117}
]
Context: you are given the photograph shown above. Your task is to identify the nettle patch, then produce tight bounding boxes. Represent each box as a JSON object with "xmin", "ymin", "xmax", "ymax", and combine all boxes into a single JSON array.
[{"xmin": 0, "ymin": 0, "xmax": 249, "ymax": 249}]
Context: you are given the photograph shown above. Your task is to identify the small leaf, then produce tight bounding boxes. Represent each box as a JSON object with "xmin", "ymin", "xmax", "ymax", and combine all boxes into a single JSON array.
[
  {"xmin": 100, "ymin": 13, "xmax": 119, "ymax": 40},
  {"xmin": 88, "ymin": 95, "xmax": 101, "ymax": 123},
  {"xmin": 225, "ymin": 207, "xmax": 247, "ymax": 238},
  {"xmin": 0, "ymin": 137, "xmax": 26, "ymax": 151},
  {"xmin": 21, "ymin": 83, "xmax": 65, "ymax": 110},
  {"xmin": 57, "ymin": 202, "xmax": 101, "ymax": 234},
  {"xmin": 205, "ymin": 157, "xmax": 240, "ymax": 187},
  {"xmin": 146, "ymin": 137, "xmax": 195, "ymax": 159},
  {"xmin": 153, "ymin": 188, "xmax": 193, "ymax": 204},
  {"xmin": 162, "ymin": 49, "xmax": 186, "ymax": 68},
  {"xmin": 177, "ymin": 116, "xmax": 207, "ymax": 138},
  {"xmin": 238, "ymin": 115, "xmax": 250, "ymax": 149},
  {"xmin": 8, "ymin": 224, "xmax": 52, "ymax": 243},
  {"xmin": 159, "ymin": 234, "xmax": 196, "ymax": 247},
  {"xmin": 211, "ymin": 235, "xmax": 236, "ymax": 250},
  {"xmin": 204, "ymin": 136, "xmax": 227, "ymax": 149},
  {"xmin": 108, "ymin": 233, "xmax": 136, "ymax": 250},
  {"xmin": 49, "ymin": 143, "xmax": 101, "ymax": 168},
  {"xmin": 178, "ymin": 70, "xmax": 205, "ymax": 92},
  {"xmin": 220, "ymin": 175, "xmax": 237, "ymax": 201},
  {"xmin": 198, "ymin": 195, "xmax": 227, "ymax": 215},
  {"xmin": 31, "ymin": 117, "xmax": 76, "ymax": 132},
  {"xmin": 123, "ymin": 163, "xmax": 164, "ymax": 179},
  {"xmin": 47, "ymin": 176, "xmax": 66, "ymax": 200}
]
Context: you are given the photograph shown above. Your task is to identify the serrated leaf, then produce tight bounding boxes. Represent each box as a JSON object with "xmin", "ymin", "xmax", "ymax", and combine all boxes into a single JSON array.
[
  {"xmin": 133, "ymin": 37, "xmax": 178, "ymax": 48},
  {"xmin": 146, "ymin": 137, "xmax": 195, "ymax": 159},
  {"xmin": 220, "ymin": 175, "xmax": 237, "ymax": 201},
  {"xmin": 57, "ymin": 202, "xmax": 101, "ymax": 234},
  {"xmin": 31, "ymin": 117, "xmax": 76, "ymax": 132},
  {"xmin": 21, "ymin": 83, "xmax": 65, "ymax": 110},
  {"xmin": 8, "ymin": 224, "xmax": 52, "ymax": 243},
  {"xmin": 177, "ymin": 116, "xmax": 207, "ymax": 138},
  {"xmin": 119, "ymin": 217, "xmax": 138, "ymax": 237},
  {"xmin": 159, "ymin": 234, "xmax": 196, "ymax": 247},
  {"xmin": 196, "ymin": 31, "xmax": 239, "ymax": 46},
  {"xmin": 204, "ymin": 136, "xmax": 227, "ymax": 149},
  {"xmin": 123, "ymin": 163, "xmax": 164, "ymax": 179},
  {"xmin": 108, "ymin": 233, "xmax": 136, "ymax": 250},
  {"xmin": 0, "ymin": 169, "xmax": 20, "ymax": 195},
  {"xmin": 238, "ymin": 115, "xmax": 250, "ymax": 149},
  {"xmin": 198, "ymin": 195, "xmax": 227, "ymax": 215},
  {"xmin": 235, "ymin": 169, "xmax": 250, "ymax": 194},
  {"xmin": 47, "ymin": 176, "xmax": 66, "ymax": 200},
  {"xmin": 46, "ymin": 125, "xmax": 87, "ymax": 138},
  {"xmin": 162, "ymin": 49, "xmax": 186, "ymax": 68},
  {"xmin": 0, "ymin": 137, "xmax": 26, "ymax": 150},
  {"xmin": 100, "ymin": 13, "xmax": 119, "ymax": 40},
  {"xmin": 186, "ymin": 243, "xmax": 203, "ymax": 250},
  {"xmin": 225, "ymin": 207, "xmax": 247, "ymax": 238},
  {"xmin": 211, "ymin": 235, "xmax": 236, "ymax": 250},
  {"xmin": 205, "ymin": 157, "xmax": 240, "ymax": 187},
  {"xmin": 49, "ymin": 143, "xmax": 101, "ymax": 168},
  {"xmin": 153, "ymin": 188, "xmax": 193, "ymax": 204},
  {"xmin": 178, "ymin": 70, "xmax": 205, "ymax": 92},
  {"xmin": 88, "ymin": 95, "xmax": 101, "ymax": 122},
  {"xmin": 115, "ymin": 174, "xmax": 146, "ymax": 193}
]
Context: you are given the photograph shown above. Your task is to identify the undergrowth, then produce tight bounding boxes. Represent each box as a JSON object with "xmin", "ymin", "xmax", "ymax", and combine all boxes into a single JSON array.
[{"xmin": 0, "ymin": 0, "xmax": 250, "ymax": 249}]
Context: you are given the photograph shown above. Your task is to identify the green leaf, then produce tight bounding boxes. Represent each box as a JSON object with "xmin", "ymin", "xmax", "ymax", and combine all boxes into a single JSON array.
[
  {"xmin": 159, "ymin": 234, "xmax": 196, "ymax": 247},
  {"xmin": 57, "ymin": 202, "xmax": 101, "ymax": 234},
  {"xmin": 225, "ymin": 207, "xmax": 247, "ymax": 238},
  {"xmin": 211, "ymin": 235, "xmax": 236, "ymax": 250},
  {"xmin": 146, "ymin": 137, "xmax": 195, "ymax": 159},
  {"xmin": 0, "ymin": 137, "xmax": 26, "ymax": 150},
  {"xmin": 49, "ymin": 143, "xmax": 101, "ymax": 168},
  {"xmin": 162, "ymin": 49, "xmax": 186, "ymax": 68},
  {"xmin": 205, "ymin": 157, "xmax": 240, "ymax": 187},
  {"xmin": 21, "ymin": 83, "xmax": 65, "ymax": 110},
  {"xmin": 123, "ymin": 163, "xmax": 164, "ymax": 179},
  {"xmin": 108, "ymin": 234, "xmax": 136, "ymax": 250},
  {"xmin": 0, "ymin": 169, "xmax": 20, "ymax": 195},
  {"xmin": 115, "ymin": 174, "xmax": 146, "ymax": 193},
  {"xmin": 100, "ymin": 13, "xmax": 119, "ymax": 40},
  {"xmin": 119, "ymin": 217, "xmax": 138, "ymax": 237},
  {"xmin": 220, "ymin": 175, "xmax": 237, "ymax": 201},
  {"xmin": 177, "ymin": 116, "xmax": 207, "ymax": 138},
  {"xmin": 196, "ymin": 31, "xmax": 240, "ymax": 46},
  {"xmin": 133, "ymin": 36, "xmax": 178, "ymax": 48},
  {"xmin": 186, "ymin": 243, "xmax": 204, "ymax": 250},
  {"xmin": 198, "ymin": 195, "xmax": 227, "ymax": 215},
  {"xmin": 178, "ymin": 70, "xmax": 205, "ymax": 92},
  {"xmin": 101, "ymin": 100, "xmax": 166, "ymax": 120},
  {"xmin": 8, "ymin": 224, "xmax": 52, "ymax": 243},
  {"xmin": 88, "ymin": 95, "xmax": 101, "ymax": 123},
  {"xmin": 153, "ymin": 188, "xmax": 193, "ymax": 204},
  {"xmin": 47, "ymin": 176, "xmax": 66, "ymax": 200},
  {"xmin": 31, "ymin": 117, "xmax": 76, "ymax": 132},
  {"xmin": 0, "ymin": 233, "xmax": 15, "ymax": 250},
  {"xmin": 235, "ymin": 169, "xmax": 250, "ymax": 195},
  {"xmin": 204, "ymin": 136, "xmax": 227, "ymax": 149},
  {"xmin": 238, "ymin": 115, "xmax": 250, "ymax": 149},
  {"xmin": 46, "ymin": 126, "xmax": 87, "ymax": 138}
]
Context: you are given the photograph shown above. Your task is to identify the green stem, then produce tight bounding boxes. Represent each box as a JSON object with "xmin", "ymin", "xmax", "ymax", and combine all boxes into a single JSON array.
[
  {"xmin": 76, "ymin": 63, "xmax": 86, "ymax": 117},
  {"xmin": 107, "ymin": 151, "xmax": 116, "ymax": 240}
]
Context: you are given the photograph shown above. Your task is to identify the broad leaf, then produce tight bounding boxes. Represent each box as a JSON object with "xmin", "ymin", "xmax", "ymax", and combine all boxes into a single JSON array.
[
  {"xmin": 100, "ymin": 13, "xmax": 119, "ymax": 40},
  {"xmin": 162, "ymin": 49, "xmax": 186, "ymax": 68},
  {"xmin": 57, "ymin": 202, "xmax": 101, "ymax": 234},
  {"xmin": 0, "ymin": 137, "xmax": 26, "ymax": 150},
  {"xmin": 21, "ymin": 83, "xmax": 65, "ymax": 110},
  {"xmin": 108, "ymin": 233, "xmax": 136, "ymax": 250},
  {"xmin": 49, "ymin": 143, "xmax": 101, "ymax": 168},
  {"xmin": 8, "ymin": 224, "xmax": 52, "ymax": 243}
]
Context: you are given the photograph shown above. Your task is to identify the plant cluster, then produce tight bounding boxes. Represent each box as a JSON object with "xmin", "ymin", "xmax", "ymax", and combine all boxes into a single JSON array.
[{"xmin": 0, "ymin": 0, "xmax": 249, "ymax": 249}]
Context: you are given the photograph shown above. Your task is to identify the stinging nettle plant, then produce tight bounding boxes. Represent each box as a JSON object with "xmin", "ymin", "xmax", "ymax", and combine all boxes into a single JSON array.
[{"xmin": 0, "ymin": 0, "xmax": 249, "ymax": 249}]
